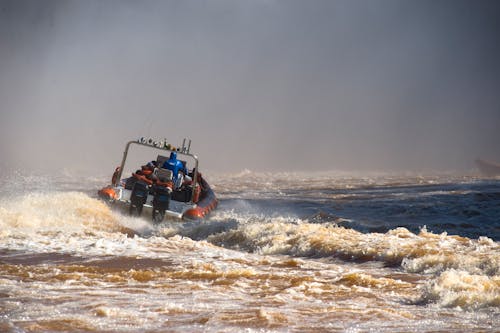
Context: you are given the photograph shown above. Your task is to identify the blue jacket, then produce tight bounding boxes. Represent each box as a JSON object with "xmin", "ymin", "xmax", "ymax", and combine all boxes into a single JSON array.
[{"xmin": 163, "ymin": 152, "xmax": 187, "ymax": 181}]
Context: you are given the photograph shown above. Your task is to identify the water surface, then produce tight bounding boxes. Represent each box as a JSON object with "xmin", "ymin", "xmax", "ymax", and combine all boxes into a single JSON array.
[{"xmin": 1, "ymin": 171, "xmax": 498, "ymax": 332}]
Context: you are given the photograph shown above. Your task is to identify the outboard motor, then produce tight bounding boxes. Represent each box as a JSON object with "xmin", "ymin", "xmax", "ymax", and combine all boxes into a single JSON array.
[
  {"xmin": 152, "ymin": 185, "xmax": 171, "ymax": 223},
  {"xmin": 129, "ymin": 180, "xmax": 149, "ymax": 216}
]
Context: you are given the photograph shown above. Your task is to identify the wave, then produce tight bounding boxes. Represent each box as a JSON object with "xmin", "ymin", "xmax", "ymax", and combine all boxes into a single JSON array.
[
  {"xmin": 1, "ymin": 189, "xmax": 498, "ymax": 310},
  {"xmin": 203, "ymin": 213, "xmax": 498, "ymax": 271},
  {"xmin": 419, "ymin": 269, "xmax": 500, "ymax": 309},
  {"xmin": 193, "ymin": 211, "xmax": 499, "ymax": 309},
  {"xmin": 0, "ymin": 191, "xmax": 122, "ymax": 233}
]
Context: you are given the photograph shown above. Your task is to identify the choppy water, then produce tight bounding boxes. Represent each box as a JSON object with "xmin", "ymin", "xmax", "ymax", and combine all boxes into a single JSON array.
[{"xmin": 0, "ymin": 171, "xmax": 499, "ymax": 332}]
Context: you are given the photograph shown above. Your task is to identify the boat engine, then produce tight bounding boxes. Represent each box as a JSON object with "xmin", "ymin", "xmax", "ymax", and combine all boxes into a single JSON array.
[
  {"xmin": 129, "ymin": 180, "xmax": 149, "ymax": 216},
  {"xmin": 152, "ymin": 185, "xmax": 171, "ymax": 223}
]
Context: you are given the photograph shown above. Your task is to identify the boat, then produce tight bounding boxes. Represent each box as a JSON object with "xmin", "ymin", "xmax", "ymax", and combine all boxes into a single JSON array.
[
  {"xmin": 98, "ymin": 138, "xmax": 218, "ymax": 222},
  {"xmin": 475, "ymin": 158, "xmax": 500, "ymax": 177}
]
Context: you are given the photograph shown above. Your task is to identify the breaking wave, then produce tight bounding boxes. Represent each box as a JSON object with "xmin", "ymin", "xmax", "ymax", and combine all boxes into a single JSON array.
[
  {"xmin": 155, "ymin": 209, "xmax": 499, "ymax": 310},
  {"xmin": 420, "ymin": 269, "xmax": 500, "ymax": 309},
  {"xmin": 0, "ymin": 172, "xmax": 499, "ymax": 314},
  {"xmin": 0, "ymin": 192, "xmax": 119, "ymax": 232}
]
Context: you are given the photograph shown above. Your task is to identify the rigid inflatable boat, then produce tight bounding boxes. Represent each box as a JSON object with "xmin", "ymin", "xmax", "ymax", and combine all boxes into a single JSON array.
[{"xmin": 98, "ymin": 138, "xmax": 217, "ymax": 222}]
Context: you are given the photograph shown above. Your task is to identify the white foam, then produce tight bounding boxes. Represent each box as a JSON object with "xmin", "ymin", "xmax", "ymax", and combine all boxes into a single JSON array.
[{"xmin": 421, "ymin": 269, "xmax": 500, "ymax": 309}]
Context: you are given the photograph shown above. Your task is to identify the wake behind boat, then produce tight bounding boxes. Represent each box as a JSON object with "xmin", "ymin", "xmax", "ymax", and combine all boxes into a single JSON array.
[{"xmin": 98, "ymin": 138, "xmax": 217, "ymax": 222}]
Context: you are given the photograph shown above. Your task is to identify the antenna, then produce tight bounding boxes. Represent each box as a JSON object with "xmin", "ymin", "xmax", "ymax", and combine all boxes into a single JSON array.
[{"xmin": 180, "ymin": 138, "xmax": 192, "ymax": 153}]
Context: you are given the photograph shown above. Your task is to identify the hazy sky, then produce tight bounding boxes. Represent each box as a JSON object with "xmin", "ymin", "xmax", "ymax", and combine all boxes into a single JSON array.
[{"xmin": 1, "ymin": 0, "xmax": 499, "ymax": 174}]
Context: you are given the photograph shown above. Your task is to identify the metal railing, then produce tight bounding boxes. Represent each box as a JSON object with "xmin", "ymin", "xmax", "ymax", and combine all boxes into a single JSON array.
[{"xmin": 113, "ymin": 139, "xmax": 199, "ymax": 204}]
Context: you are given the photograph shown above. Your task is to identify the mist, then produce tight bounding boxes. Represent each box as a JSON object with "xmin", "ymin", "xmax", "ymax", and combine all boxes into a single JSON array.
[{"xmin": 1, "ymin": 0, "xmax": 499, "ymax": 175}]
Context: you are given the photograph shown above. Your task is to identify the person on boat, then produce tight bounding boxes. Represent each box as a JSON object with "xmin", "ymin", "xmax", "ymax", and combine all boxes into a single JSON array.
[
  {"xmin": 163, "ymin": 152, "xmax": 187, "ymax": 188},
  {"xmin": 134, "ymin": 161, "xmax": 157, "ymax": 179},
  {"xmin": 174, "ymin": 169, "xmax": 193, "ymax": 189}
]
